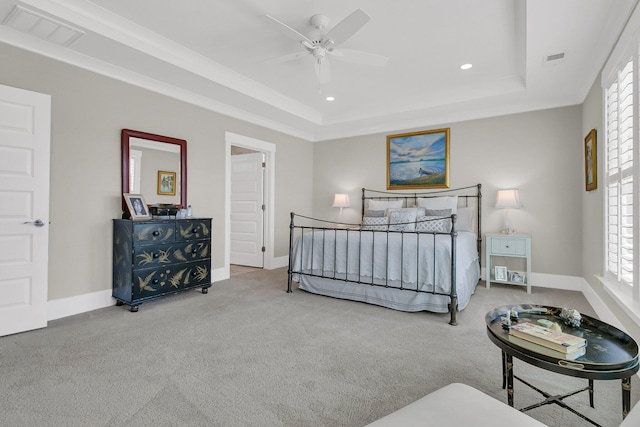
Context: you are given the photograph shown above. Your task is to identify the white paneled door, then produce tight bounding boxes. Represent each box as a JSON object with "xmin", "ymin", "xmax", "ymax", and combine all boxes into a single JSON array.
[
  {"xmin": 0, "ymin": 84, "xmax": 51, "ymax": 337},
  {"xmin": 230, "ymin": 152, "xmax": 264, "ymax": 267}
]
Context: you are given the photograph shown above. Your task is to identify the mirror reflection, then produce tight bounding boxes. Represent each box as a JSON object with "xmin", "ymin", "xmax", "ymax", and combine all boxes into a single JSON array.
[{"xmin": 129, "ymin": 137, "xmax": 181, "ymax": 205}]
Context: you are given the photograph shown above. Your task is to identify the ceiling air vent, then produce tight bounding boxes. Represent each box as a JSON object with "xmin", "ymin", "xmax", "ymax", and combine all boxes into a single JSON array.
[
  {"xmin": 543, "ymin": 52, "xmax": 566, "ymax": 66},
  {"xmin": 2, "ymin": 5, "xmax": 83, "ymax": 47}
]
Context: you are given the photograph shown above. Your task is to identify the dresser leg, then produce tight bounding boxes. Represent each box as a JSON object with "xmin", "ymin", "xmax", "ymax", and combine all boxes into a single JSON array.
[{"xmin": 130, "ymin": 306, "xmax": 139, "ymax": 313}]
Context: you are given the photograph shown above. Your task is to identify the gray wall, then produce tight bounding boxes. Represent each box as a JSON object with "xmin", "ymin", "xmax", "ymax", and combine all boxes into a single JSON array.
[
  {"xmin": 312, "ymin": 107, "xmax": 583, "ymax": 276},
  {"xmin": 0, "ymin": 42, "xmax": 313, "ymax": 301}
]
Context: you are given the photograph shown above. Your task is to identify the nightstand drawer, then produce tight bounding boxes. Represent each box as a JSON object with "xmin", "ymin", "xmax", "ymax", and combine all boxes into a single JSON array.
[{"xmin": 491, "ymin": 238, "xmax": 526, "ymax": 256}]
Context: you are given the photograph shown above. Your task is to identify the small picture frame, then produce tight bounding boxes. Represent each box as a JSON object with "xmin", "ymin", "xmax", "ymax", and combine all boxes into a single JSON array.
[
  {"xmin": 584, "ymin": 129, "xmax": 597, "ymax": 191},
  {"xmin": 157, "ymin": 170, "xmax": 176, "ymax": 196},
  {"xmin": 123, "ymin": 193, "xmax": 151, "ymax": 220},
  {"xmin": 510, "ymin": 271, "xmax": 526, "ymax": 284},
  {"xmin": 494, "ymin": 266, "xmax": 508, "ymax": 281}
]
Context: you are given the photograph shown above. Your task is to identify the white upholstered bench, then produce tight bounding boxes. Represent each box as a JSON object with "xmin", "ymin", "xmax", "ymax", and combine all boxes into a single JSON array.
[{"xmin": 365, "ymin": 383, "xmax": 640, "ymax": 427}]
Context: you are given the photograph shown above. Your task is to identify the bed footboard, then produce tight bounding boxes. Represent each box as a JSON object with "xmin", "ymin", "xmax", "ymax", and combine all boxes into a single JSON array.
[{"xmin": 287, "ymin": 212, "xmax": 460, "ymax": 325}]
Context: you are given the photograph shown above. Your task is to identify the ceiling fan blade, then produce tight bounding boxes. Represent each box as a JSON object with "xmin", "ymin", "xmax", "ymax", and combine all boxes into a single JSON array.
[
  {"xmin": 323, "ymin": 9, "xmax": 370, "ymax": 47},
  {"xmin": 315, "ymin": 59, "xmax": 331, "ymax": 84},
  {"xmin": 261, "ymin": 51, "xmax": 309, "ymax": 64},
  {"xmin": 329, "ymin": 49, "xmax": 389, "ymax": 67},
  {"xmin": 260, "ymin": 14, "xmax": 313, "ymax": 45}
]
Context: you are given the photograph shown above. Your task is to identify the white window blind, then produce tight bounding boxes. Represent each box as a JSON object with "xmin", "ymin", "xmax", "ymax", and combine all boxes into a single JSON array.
[{"xmin": 605, "ymin": 57, "xmax": 634, "ymax": 287}]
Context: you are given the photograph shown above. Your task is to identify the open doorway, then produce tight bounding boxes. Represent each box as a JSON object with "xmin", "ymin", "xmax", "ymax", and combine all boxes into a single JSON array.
[{"xmin": 225, "ymin": 132, "xmax": 276, "ymax": 277}]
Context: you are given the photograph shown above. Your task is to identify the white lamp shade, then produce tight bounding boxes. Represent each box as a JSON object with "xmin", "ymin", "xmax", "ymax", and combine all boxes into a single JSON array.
[
  {"xmin": 332, "ymin": 193, "xmax": 350, "ymax": 208},
  {"xmin": 495, "ymin": 189, "xmax": 522, "ymax": 209}
]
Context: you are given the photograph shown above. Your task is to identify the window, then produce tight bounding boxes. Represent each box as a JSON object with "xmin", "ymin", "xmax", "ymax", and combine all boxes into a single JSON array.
[{"xmin": 605, "ymin": 57, "xmax": 634, "ymax": 287}]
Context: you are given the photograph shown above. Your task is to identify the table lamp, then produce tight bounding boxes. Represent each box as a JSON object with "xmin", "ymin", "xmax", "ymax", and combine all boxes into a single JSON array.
[
  {"xmin": 495, "ymin": 189, "xmax": 521, "ymax": 234},
  {"xmin": 332, "ymin": 193, "xmax": 350, "ymax": 221}
]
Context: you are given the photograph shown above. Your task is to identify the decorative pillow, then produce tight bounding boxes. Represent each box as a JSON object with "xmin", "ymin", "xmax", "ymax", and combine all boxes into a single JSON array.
[
  {"xmin": 362, "ymin": 216, "xmax": 389, "ymax": 231},
  {"xmin": 389, "ymin": 210, "xmax": 417, "ymax": 232},
  {"xmin": 456, "ymin": 207, "xmax": 475, "ymax": 232},
  {"xmin": 416, "ymin": 196, "xmax": 458, "ymax": 214},
  {"xmin": 368, "ymin": 199, "xmax": 403, "ymax": 210},
  {"xmin": 385, "ymin": 207, "xmax": 425, "ymax": 216},
  {"xmin": 425, "ymin": 208, "xmax": 452, "ymax": 216},
  {"xmin": 364, "ymin": 209, "xmax": 386, "ymax": 217},
  {"xmin": 416, "ymin": 215, "xmax": 452, "ymax": 233}
]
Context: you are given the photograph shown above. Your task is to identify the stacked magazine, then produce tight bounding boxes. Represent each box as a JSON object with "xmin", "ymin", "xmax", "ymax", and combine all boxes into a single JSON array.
[{"xmin": 509, "ymin": 321, "xmax": 587, "ymax": 360}]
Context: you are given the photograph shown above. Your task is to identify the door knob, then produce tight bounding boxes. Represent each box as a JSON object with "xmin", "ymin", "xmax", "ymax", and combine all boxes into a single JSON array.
[{"xmin": 24, "ymin": 219, "xmax": 46, "ymax": 227}]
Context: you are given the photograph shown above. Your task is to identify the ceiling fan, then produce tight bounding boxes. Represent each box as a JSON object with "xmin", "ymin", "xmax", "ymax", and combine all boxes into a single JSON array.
[{"xmin": 260, "ymin": 9, "xmax": 388, "ymax": 84}]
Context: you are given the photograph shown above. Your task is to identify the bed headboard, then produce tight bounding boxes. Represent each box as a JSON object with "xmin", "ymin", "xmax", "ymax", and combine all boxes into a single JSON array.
[{"xmin": 361, "ymin": 184, "xmax": 483, "ymax": 251}]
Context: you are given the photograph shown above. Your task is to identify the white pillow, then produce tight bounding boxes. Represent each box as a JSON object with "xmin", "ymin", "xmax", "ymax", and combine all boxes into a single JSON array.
[
  {"xmin": 456, "ymin": 207, "xmax": 475, "ymax": 232},
  {"xmin": 416, "ymin": 196, "xmax": 458, "ymax": 214},
  {"xmin": 416, "ymin": 215, "xmax": 452, "ymax": 233},
  {"xmin": 368, "ymin": 199, "xmax": 403, "ymax": 210},
  {"xmin": 362, "ymin": 216, "xmax": 389, "ymax": 231},
  {"xmin": 389, "ymin": 210, "xmax": 417, "ymax": 232}
]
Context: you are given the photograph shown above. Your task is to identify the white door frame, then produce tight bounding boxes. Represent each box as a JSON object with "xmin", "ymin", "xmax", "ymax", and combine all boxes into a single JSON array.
[{"xmin": 225, "ymin": 132, "xmax": 276, "ymax": 275}]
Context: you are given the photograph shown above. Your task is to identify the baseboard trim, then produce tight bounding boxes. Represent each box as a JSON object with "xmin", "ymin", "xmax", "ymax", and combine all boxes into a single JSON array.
[
  {"xmin": 47, "ymin": 266, "xmax": 228, "ymax": 321},
  {"xmin": 47, "ymin": 270, "xmax": 623, "ymax": 331}
]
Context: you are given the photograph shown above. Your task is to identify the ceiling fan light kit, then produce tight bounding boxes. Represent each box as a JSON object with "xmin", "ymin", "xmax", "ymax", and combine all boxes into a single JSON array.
[{"xmin": 261, "ymin": 8, "xmax": 388, "ymax": 85}]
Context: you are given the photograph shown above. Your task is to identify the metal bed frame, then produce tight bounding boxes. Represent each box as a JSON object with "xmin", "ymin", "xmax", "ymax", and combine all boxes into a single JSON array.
[{"xmin": 287, "ymin": 184, "xmax": 482, "ymax": 325}]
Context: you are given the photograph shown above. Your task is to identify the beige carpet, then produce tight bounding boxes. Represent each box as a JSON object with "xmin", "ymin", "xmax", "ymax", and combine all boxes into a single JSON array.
[{"xmin": 0, "ymin": 267, "xmax": 637, "ymax": 426}]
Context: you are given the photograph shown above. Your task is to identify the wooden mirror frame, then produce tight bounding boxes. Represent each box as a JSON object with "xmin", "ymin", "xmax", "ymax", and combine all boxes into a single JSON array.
[{"xmin": 121, "ymin": 129, "xmax": 187, "ymax": 212}]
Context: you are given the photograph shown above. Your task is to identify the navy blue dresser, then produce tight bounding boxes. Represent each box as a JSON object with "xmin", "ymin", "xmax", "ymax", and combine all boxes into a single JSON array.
[{"xmin": 112, "ymin": 218, "xmax": 212, "ymax": 311}]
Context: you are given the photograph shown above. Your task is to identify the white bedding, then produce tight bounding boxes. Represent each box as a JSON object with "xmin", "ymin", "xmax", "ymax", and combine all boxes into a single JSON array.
[{"xmin": 290, "ymin": 229, "xmax": 480, "ymax": 312}]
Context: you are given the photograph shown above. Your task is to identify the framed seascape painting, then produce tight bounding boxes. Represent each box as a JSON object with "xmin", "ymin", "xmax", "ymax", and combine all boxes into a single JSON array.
[
  {"xmin": 157, "ymin": 170, "xmax": 176, "ymax": 196},
  {"xmin": 584, "ymin": 129, "xmax": 597, "ymax": 191},
  {"xmin": 387, "ymin": 128, "xmax": 450, "ymax": 189}
]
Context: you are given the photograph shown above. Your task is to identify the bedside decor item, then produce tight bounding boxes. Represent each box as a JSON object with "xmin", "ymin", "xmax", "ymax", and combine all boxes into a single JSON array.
[
  {"xmin": 495, "ymin": 189, "xmax": 522, "ymax": 234},
  {"xmin": 157, "ymin": 170, "xmax": 176, "ymax": 195},
  {"xmin": 332, "ymin": 193, "xmax": 350, "ymax": 221},
  {"xmin": 509, "ymin": 271, "xmax": 525, "ymax": 283},
  {"xmin": 123, "ymin": 193, "xmax": 151, "ymax": 220},
  {"xmin": 387, "ymin": 128, "xmax": 450, "ymax": 189},
  {"xmin": 584, "ymin": 129, "xmax": 597, "ymax": 191},
  {"xmin": 495, "ymin": 266, "xmax": 508, "ymax": 281}
]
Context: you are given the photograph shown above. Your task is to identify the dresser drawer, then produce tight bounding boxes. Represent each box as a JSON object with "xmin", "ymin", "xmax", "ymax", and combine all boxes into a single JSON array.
[
  {"xmin": 491, "ymin": 238, "xmax": 526, "ymax": 256},
  {"xmin": 176, "ymin": 219, "xmax": 211, "ymax": 241},
  {"xmin": 133, "ymin": 241, "xmax": 211, "ymax": 269},
  {"xmin": 133, "ymin": 222, "xmax": 175, "ymax": 244},
  {"xmin": 133, "ymin": 260, "xmax": 211, "ymax": 299}
]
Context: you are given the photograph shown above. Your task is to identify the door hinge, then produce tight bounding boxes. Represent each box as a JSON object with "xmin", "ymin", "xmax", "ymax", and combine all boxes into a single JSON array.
[
  {"xmin": 262, "ymin": 204, "xmax": 266, "ymax": 211},
  {"xmin": 261, "ymin": 246, "xmax": 266, "ymax": 252},
  {"xmin": 262, "ymin": 161, "xmax": 266, "ymax": 168}
]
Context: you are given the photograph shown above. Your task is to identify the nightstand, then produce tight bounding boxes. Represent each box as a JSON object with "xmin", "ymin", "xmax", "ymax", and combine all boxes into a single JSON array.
[{"xmin": 485, "ymin": 233, "xmax": 531, "ymax": 293}]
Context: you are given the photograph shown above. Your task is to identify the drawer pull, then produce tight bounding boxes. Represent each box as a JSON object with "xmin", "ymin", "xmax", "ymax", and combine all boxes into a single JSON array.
[
  {"xmin": 191, "ymin": 271, "xmax": 198, "ymax": 276},
  {"xmin": 152, "ymin": 279, "xmax": 159, "ymax": 284},
  {"xmin": 153, "ymin": 252, "xmax": 159, "ymax": 259},
  {"xmin": 152, "ymin": 231, "xmax": 160, "ymax": 236},
  {"xmin": 192, "ymin": 248, "xmax": 198, "ymax": 253},
  {"xmin": 192, "ymin": 228, "xmax": 199, "ymax": 234}
]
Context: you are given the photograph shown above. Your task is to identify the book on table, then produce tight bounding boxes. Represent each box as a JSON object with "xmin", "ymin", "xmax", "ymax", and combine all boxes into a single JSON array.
[
  {"xmin": 509, "ymin": 322, "xmax": 586, "ymax": 353},
  {"xmin": 508, "ymin": 335, "xmax": 586, "ymax": 360}
]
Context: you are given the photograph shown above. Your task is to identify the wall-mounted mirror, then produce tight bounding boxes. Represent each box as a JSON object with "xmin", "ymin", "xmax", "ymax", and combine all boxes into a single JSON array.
[{"xmin": 121, "ymin": 129, "xmax": 187, "ymax": 212}]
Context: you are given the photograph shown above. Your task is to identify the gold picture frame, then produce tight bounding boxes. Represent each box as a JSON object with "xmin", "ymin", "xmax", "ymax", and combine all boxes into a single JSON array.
[
  {"xmin": 387, "ymin": 128, "xmax": 450, "ymax": 189},
  {"xmin": 123, "ymin": 193, "xmax": 151, "ymax": 220},
  {"xmin": 157, "ymin": 170, "xmax": 176, "ymax": 196},
  {"xmin": 584, "ymin": 129, "xmax": 597, "ymax": 191}
]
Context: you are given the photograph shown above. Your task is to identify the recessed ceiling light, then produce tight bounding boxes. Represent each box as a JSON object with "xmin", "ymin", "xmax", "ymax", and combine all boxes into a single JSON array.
[
  {"xmin": 325, "ymin": 96, "xmax": 335, "ymax": 101},
  {"xmin": 460, "ymin": 63, "xmax": 473, "ymax": 70}
]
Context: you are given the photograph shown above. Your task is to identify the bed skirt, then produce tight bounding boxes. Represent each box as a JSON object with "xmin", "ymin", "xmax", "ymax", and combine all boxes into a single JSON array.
[{"xmin": 294, "ymin": 260, "xmax": 480, "ymax": 313}]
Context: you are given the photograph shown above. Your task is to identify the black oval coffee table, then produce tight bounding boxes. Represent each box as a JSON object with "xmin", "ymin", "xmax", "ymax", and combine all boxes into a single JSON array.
[{"xmin": 486, "ymin": 304, "xmax": 639, "ymax": 426}]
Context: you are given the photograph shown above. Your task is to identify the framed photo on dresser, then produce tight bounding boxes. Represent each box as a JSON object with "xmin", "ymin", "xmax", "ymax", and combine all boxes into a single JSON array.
[{"xmin": 123, "ymin": 193, "xmax": 151, "ymax": 220}]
